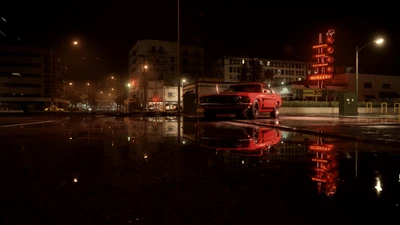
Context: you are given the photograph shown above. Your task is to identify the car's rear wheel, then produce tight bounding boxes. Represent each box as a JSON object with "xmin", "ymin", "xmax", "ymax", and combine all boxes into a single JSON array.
[
  {"xmin": 270, "ymin": 103, "xmax": 279, "ymax": 119},
  {"xmin": 203, "ymin": 111, "xmax": 217, "ymax": 119},
  {"xmin": 247, "ymin": 100, "xmax": 260, "ymax": 119}
]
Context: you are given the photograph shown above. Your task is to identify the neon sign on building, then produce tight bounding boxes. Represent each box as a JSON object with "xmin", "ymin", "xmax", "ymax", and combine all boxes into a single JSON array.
[{"xmin": 308, "ymin": 29, "xmax": 335, "ymax": 84}]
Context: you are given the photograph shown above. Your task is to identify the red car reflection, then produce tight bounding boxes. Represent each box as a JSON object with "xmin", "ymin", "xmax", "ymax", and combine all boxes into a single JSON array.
[{"xmin": 199, "ymin": 124, "xmax": 281, "ymax": 155}]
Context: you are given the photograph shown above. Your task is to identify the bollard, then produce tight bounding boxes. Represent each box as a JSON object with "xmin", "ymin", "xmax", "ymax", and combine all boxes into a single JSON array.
[{"xmin": 366, "ymin": 102, "xmax": 372, "ymax": 113}]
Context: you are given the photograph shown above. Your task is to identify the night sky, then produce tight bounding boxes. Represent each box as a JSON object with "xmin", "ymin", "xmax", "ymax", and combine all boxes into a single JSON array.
[{"xmin": 1, "ymin": 2, "xmax": 398, "ymax": 79}]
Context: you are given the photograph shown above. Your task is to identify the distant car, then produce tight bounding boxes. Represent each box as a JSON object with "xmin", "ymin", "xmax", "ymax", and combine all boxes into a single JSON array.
[{"xmin": 199, "ymin": 83, "xmax": 282, "ymax": 119}]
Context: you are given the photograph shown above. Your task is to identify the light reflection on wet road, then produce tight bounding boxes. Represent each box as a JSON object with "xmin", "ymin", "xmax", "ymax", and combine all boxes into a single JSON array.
[{"xmin": 0, "ymin": 116, "xmax": 399, "ymax": 224}]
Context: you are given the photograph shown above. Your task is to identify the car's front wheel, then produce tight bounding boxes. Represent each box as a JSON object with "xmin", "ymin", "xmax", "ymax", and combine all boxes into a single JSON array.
[
  {"xmin": 203, "ymin": 111, "xmax": 217, "ymax": 119},
  {"xmin": 247, "ymin": 100, "xmax": 260, "ymax": 119},
  {"xmin": 270, "ymin": 103, "xmax": 279, "ymax": 119}
]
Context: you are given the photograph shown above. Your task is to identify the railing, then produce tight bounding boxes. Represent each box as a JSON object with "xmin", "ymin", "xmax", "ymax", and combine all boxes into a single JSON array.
[
  {"xmin": 381, "ymin": 102, "xmax": 387, "ymax": 114},
  {"xmin": 366, "ymin": 102, "xmax": 372, "ymax": 113}
]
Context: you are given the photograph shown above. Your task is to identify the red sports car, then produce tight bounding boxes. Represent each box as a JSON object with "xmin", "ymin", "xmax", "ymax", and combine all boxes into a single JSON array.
[{"xmin": 199, "ymin": 83, "xmax": 282, "ymax": 119}]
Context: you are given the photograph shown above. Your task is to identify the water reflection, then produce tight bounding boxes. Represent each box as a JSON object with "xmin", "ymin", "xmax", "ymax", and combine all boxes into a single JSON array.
[
  {"xmin": 308, "ymin": 138, "xmax": 338, "ymax": 197},
  {"xmin": 1, "ymin": 116, "xmax": 400, "ymax": 224}
]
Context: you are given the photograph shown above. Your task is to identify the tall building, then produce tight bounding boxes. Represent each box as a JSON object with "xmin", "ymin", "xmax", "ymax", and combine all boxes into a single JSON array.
[
  {"xmin": 211, "ymin": 55, "xmax": 314, "ymax": 84},
  {"xmin": 127, "ymin": 39, "xmax": 204, "ymax": 111},
  {"xmin": 0, "ymin": 44, "xmax": 69, "ymax": 111}
]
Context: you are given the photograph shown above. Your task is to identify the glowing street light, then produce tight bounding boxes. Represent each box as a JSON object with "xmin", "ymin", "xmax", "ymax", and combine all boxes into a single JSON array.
[
  {"xmin": 87, "ymin": 83, "xmax": 90, "ymax": 86},
  {"xmin": 127, "ymin": 83, "xmax": 131, "ymax": 87},
  {"xmin": 144, "ymin": 65, "xmax": 148, "ymax": 69},
  {"xmin": 69, "ymin": 82, "xmax": 73, "ymax": 85},
  {"xmin": 375, "ymin": 38, "xmax": 384, "ymax": 44},
  {"xmin": 355, "ymin": 37, "xmax": 385, "ymax": 106},
  {"xmin": 73, "ymin": 41, "xmax": 78, "ymax": 45},
  {"xmin": 111, "ymin": 76, "xmax": 114, "ymax": 79}
]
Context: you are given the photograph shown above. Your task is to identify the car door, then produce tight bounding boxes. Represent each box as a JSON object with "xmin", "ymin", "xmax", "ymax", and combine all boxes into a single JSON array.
[{"xmin": 261, "ymin": 87, "xmax": 275, "ymax": 109}]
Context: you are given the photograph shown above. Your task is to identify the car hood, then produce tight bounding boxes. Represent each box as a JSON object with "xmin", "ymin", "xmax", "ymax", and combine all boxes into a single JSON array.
[{"xmin": 201, "ymin": 92, "xmax": 250, "ymax": 97}]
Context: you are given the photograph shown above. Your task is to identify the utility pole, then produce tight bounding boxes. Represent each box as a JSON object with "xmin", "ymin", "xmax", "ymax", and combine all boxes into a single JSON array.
[
  {"xmin": 177, "ymin": 0, "xmax": 181, "ymax": 113},
  {"xmin": 50, "ymin": 46, "xmax": 54, "ymax": 107}
]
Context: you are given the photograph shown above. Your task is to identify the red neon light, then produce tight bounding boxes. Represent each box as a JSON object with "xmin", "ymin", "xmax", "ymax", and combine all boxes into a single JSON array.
[
  {"xmin": 313, "ymin": 53, "xmax": 327, "ymax": 58},
  {"xmin": 326, "ymin": 66, "xmax": 334, "ymax": 73},
  {"xmin": 325, "ymin": 56, "xmax": 334, "ymax": 63},
  {"xmin": 326, "ymin": 36, "xmax": 334, "ymax": 44},
  {"xmin": 312, "ymin": 63, "xmax": 328, "ymax": 68},
  {"xmin": 314, "ymin": 168, "xmax": 326, "ymax": 172},
  {"xmin": 308, "ymin": 74, "xmax": 333, "ymax": 81},
  {"xmin": 312, "ymin": 158, "xmax": 328, "ymax": 163},
  {"xmin": 312, "ymin": 177, "xmax": 327, "ymax": 182},
  {"xmin": 327, "ymin": 46, "xmax": 334, "ymax": 54},
  {"xmin": 312, "ymin": 44, "xmax": 328, "ymax": 49},
  {"xmin": 308, "ymin": 145, "xmax": 334, "ymax": 152}
]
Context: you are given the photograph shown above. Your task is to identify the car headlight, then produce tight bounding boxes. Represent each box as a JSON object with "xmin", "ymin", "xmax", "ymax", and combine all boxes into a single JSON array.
[
  {"xmin": 233, "ymin": 96, "xmax": 241, "ymax": 103},
  {"xmin": 241, "ymin": 96, "xmax": 250, "ymax": 103}
]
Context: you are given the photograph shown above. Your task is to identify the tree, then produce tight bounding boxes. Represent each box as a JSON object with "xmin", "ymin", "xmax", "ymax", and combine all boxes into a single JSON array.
[
  {"xmin": 251, "ymin": 59, "xmax": 264, "ymax": 82},
  {"xmin": 263, "ymin": 69, "xmax": 275, "ymax": 83},
  {"xmin": 239, "ymin": 63, "xmax": 249, "ymax": 82},
  {"xmin": 67, "ymin": 92, "xmax": 82, "ymax": 109}
]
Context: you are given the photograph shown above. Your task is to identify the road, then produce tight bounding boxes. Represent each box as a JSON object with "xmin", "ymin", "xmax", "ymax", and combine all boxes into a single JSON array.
[{"xmin": 0, "ymin": 115, "xmax": 399, "ymax": 224}]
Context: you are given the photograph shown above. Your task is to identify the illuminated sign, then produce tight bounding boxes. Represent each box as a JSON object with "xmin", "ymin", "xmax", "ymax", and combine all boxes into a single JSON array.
[
  {"xmin": 308, "ymin": 145, "xmax": 334, "ymax": 152},
  {"xmin": 309, "ymin": 29, "xmax": 335, "ymax": 82},
  {"xmin": 313, "ymin": 53, "xmax": 328, "ymax": 58},
  {"xmin": 303, "ymin": 89, "xmax": 322, "ymax": 96},
  {"xmin": 312, "ymin": 63, "xmax": 328, "ymax": 68},
  {"xmin": 308, "ymin": 74, "xmax": 333, "ymax": 80},
  {"xmin": 312, "ymin": 177, "xmax": 327, "ymax": 183},
  {"xmin": 312, "ymin": 44, "xmax": 328, "ymax": 49},
  {"xmin": 312, "ymin": 158, "xmax": 328, "ymax": 163}
]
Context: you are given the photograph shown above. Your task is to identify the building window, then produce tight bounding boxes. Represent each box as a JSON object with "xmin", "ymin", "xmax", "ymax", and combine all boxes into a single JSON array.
[
  {"xmin": 171, "ymin": 57, "xmax": 175, "ymax": 63},
  {"xmin": 364, "ymin": 82, "xmax": 372, "ymax": 88},
  {"xmin": 229, "ymin": 67, "xmax": 232, "ymax": 72},
  {"xmin": 382, "ymin": 83, "xmax": 390, "ymax": 89},
  {"xmin": 151, "ymin": 46, "xmax": 156, "ymax": 53}
]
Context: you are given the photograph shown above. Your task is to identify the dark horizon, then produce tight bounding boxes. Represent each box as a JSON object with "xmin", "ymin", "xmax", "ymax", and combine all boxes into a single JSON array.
[{"xmin": 1, "ymin": 4, "xmax": 398, "ymax": 78}]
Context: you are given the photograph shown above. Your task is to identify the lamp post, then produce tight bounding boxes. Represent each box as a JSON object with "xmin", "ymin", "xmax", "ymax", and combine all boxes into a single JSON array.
[
  {"xmin": 355, "ymin": 38, "xmax": 384, "ymax": 102},
  {"xmin": 144, "ymin": 65, "xmax": 148, "ymax": 111}
]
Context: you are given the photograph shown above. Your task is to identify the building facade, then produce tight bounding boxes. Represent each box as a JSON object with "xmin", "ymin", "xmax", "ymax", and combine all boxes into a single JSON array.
[
  {"xmin": 0, "ymin": 44, "xmax": 69, "ymax": 111},
  {"xmin": 211, "ymin": 55, "xmax": 313, "ymax": 84},
  {"xmin": 127, "ymin": 39, "xmax": 204, "ymax": 111}
]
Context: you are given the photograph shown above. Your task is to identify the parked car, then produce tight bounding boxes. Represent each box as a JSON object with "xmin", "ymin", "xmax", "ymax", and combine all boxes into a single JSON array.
[{"xmin": 199, "ymin": 83, "xmax": 282, "ymax": 119}]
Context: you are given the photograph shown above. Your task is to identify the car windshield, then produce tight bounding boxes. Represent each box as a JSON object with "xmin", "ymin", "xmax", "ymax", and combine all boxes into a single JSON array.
[{"xmin": 224, "ymin": 84, "xmax": 261, "ymax": 93}]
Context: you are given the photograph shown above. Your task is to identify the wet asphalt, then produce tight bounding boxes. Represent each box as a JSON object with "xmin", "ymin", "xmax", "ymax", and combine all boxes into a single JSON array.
[{"xmin": 0, "ymin": 115, "xmax": 399, "ymax": 225}]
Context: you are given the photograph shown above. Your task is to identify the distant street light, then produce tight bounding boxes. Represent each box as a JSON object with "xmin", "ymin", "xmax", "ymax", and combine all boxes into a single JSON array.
[
  {"xmin": 87, "ymin": 83, "xmax": 90, "ymax": 86},
  {"xmin": 73, "ymin": 41, "xmax": 78, "ymax": 45},
  {"xmin": 355, "ymin": 37, "xmax": 384, "ymax": 104},
  {"xmin": 127, "ymin": 83, "xmax": 131, "ymax": 87},
  {"xmin": 69, "ymin": 82, "xmax": 73, "ymax": 85}
]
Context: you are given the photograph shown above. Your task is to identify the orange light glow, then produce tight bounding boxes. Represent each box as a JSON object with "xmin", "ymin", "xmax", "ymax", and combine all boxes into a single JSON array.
[
  {"xmin": 313, "ymin": 53, "xmax": 327, "ymax": 58},
  {"xmin": 308, "ymin": 74, "xmax": 333, "ymax": 81},
  {"xmin": 312, "ymin": 177, "xmax": 327, "ymax": 183},
  {"xmin": 326, "ymin": 36, "xmax": 334, "ymax": 44},
  {"xmin": 308, "ymin": 145, "xmax": 334, "ymax": 152},
  {"xmin": 312, "ymin": 63, "xmax": 328, "ymax": 68},
  {"xmin": 312, "ymin": 158, "xmax": 328, "ymax": 163},
  {"xmin": 326, "ymin": 46, "xmax": 334, "ymax": 54},
  {"xmin": 312, "ymin": 44, "xmax": 328, "ymax": 49}
]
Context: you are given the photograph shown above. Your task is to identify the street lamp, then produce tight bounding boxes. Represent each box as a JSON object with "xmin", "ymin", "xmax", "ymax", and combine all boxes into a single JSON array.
[
  {"xmin": 356, "ymin": 38, "xmax": 384, "ymax": 102},
  {"xmin": 182, "ymin": 79, "xmax": 186, "ymax": 87},
  {"xmin": 73, "ymin": 41, "xmax": 78, "ymax": 45},
  {"xmin": 127, "ymin": 83, "xmax": 131, "ymax": 87},
  {"xmin": 143, "ymin": 65, "xmax": 148, "ymax": 111}
]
